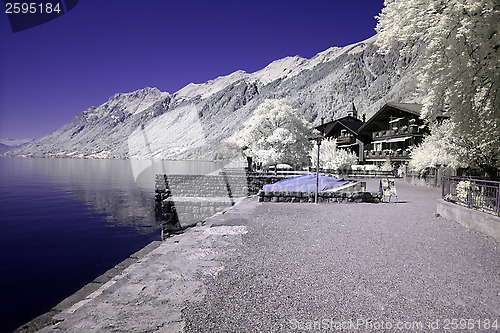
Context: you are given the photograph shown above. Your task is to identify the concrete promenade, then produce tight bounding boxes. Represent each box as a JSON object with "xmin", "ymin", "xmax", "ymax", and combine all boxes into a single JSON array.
[{"xmin": 34, "ymin": 179, "xmax": 499, "ymax": 332}]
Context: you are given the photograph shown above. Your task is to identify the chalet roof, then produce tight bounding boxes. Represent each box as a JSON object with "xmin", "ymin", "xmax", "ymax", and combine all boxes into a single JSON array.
[
  {"xmin": 359, "ymin": 103, "xmax": 423, "ymax": 133},
  {"xmin": 337, "ymin": 118, "xmax": 364, "ymax": 134},
  {"xmin": 314, "ymin": 115, "xmax": 364, "ymax": 137}
]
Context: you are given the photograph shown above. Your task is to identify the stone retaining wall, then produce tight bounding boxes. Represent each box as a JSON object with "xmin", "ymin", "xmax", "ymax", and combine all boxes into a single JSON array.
[
  {"xmin": 157, "ymin": 197, "xmax": 235, "ymax": 239},
  {"xmin": 257, "ymin": 190, "xmax": 382, "ymax": 203},
  {"xmin": 155, "ymin": 173, "xmax": 287, "ymax": 239},
  {"xmin": 154, "ymin": 173, "xmax": 286, "ymax": 201}
]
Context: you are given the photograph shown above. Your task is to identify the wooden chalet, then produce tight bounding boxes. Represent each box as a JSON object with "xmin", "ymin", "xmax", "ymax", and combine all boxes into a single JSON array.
[
  {"xmin": 315, "ymin": 105, "xmax": 367, "ymax": 162},
  {"xmin": 358, "ymin": 103, "xmax": 427, "ymax": 163}
]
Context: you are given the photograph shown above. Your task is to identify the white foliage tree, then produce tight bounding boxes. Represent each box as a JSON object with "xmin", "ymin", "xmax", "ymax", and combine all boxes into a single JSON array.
[
  {"xmin": 409, "ymin": 119, "xmax": 468, "ymax": 174},
  {"xmin": 309, "ymin": 138, "xmax": 358, "ymax": 173},
  {"xmin": 228, "ymin": 99, "xmax": 313, "ymax": 166},
  {"xmin": 376, "ymin": 0, "xmax": 500, "ymax": 177}
]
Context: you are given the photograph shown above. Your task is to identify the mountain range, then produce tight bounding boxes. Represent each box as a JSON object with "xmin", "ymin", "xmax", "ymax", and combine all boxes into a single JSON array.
[{"xmin": 6, "ymin": 35, "xmax": 423, "ymax": 160}]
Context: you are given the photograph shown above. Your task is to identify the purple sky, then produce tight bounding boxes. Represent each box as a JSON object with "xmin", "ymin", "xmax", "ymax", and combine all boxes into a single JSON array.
[{"xmin": 0, "ymin": 0, "xmax": 384, "ymax": 139}]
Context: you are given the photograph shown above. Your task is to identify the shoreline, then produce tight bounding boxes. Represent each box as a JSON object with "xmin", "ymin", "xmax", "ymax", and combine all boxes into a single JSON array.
[
  {"xmin": 15, "ymin": 196, "xmax": 251, "ymax": 333},
  {"xmin": 14, "ymin": 241, "xmax": 163, "ymax": 333}
]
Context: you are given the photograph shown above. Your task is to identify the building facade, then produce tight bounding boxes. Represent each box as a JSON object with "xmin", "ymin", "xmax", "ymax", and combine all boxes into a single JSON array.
[
  {"xmin": 315, "ymin": 105, "xmax": 367, "ymax": 162},
  {"xmin": 315, "ymin": 103, "xmax": 435, "ymax": 166},
  {"xmin": 358, "ymin": 103, "xmax": 427, "ymax": 164}
]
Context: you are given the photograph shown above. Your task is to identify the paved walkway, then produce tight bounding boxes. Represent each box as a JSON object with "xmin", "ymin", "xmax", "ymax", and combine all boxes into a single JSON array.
[{"xmin": 35, "ymin": 180, "xmax": 500, "ymax": 332}]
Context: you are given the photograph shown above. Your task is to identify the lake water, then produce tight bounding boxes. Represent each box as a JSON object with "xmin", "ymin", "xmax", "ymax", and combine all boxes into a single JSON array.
[{"xmin": 0, "ymin": 158, "xmax": 168, "ymax": 333}]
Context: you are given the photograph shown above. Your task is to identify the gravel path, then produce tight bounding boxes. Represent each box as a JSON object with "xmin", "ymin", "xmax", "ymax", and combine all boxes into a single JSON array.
[{"xmin": 184, "ymin": 179, "xmax": 500, "ymax": 332}]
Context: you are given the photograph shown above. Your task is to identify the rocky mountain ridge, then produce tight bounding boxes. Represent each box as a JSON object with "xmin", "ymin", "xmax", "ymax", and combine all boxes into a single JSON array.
[{"xmin": 7, "ymin": 35, "xmax": 423, "ymax": 160}]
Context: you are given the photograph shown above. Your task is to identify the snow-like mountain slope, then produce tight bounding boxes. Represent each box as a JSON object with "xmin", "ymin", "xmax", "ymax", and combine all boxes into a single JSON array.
[
  {"xmin": 0, "ymin": 138, "xmax": 36, "ymax": 154},
  {"xmin": 106, "ymin": 87, "xmax": 169, "ymax": 116},
  {"xmin": 0, "ymin": 138, "xmax": 34, "ymax": 146},
  {"xmin": 7, "ymin": 35, "xmax": 423, "ymax": 160}
]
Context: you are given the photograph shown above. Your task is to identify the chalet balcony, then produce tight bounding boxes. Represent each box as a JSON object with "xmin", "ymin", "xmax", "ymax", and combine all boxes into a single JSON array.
[
  {"xmin": 372, "ymin": 125, "xmax": 425, "ymax": 140},
  {"xmin": 336, "ymin": 135, "xmax": 356, "ymax": 145},
  {"xmin": 364, "ymin": 149, "xmax": 410, "ymax": 160}
]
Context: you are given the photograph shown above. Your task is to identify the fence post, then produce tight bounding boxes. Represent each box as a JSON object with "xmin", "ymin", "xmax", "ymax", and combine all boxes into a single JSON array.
[
  {"xmin": 441, "ymin": 177, "xmax": 446, "ymax": 199},
  {"xmin": 467, "ymin": 180, "xmax": 472, "ymax": 208},
  {"xmin": 497, "ymin": 182, "xmax": 500, "ymax": 217}
]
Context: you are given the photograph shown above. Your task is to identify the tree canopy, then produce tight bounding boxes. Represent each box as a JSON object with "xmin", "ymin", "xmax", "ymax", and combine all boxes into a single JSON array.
[
  {"xmin": 309, "ymin": 138, "xmax": 358, "ymax": 173},
  {"xmin": 376, "ymin": 0, "xmax": 500, "ymax": 176},
  {"xmin": 409, "ymin": 119, "xmax": 468, "ymax": 174},
  {"xmin": 228, "ymin": 99, "xmax": 313, "ymax": 167}
]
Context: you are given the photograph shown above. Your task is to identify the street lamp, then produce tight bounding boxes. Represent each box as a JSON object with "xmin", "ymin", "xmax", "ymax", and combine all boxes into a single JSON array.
[{"xmin": 309, "ymin": 133, "xmax": 324, "ymax": 204}]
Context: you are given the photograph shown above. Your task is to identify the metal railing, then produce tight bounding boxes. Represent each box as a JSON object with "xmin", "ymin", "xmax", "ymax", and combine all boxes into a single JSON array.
[
  {"xmin": 364, "ymin": 150, "xmax": 409, "ymax": 160},
  {"xmin": 372, "ymin": 125, "xmax": 424, "ymax": 139},
  {"xmin": 442, "ymin": 176, "xmax": 500, "ymax": 216},
  {"xmin": 337, "ymin": 135, "xmax": 356, "ymax": 144}
]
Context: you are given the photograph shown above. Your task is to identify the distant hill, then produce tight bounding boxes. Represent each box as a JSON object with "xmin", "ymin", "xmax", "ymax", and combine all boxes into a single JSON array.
[
  {"xmin": 0, "ymin": 138, "xmax": 36, "ymax": 154},
  {"xmin": 7, "ymin": 35, "xmax": 423, "ymax": 160}
]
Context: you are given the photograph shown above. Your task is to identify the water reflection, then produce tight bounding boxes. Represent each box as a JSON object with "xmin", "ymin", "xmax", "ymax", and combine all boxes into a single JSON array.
[
  {"xmin": 16, "ymin": 158, "xmax": 159, "ymax": 234},
  {"xmin": 0, "ymin": 157, "xmax": 163, "ymax": 333}
]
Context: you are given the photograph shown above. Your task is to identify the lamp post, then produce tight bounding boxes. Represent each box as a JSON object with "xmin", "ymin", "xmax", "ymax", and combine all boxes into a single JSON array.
[{"xmin": 309, "ymin": 134, "xmax": 324, "ymax": 204}]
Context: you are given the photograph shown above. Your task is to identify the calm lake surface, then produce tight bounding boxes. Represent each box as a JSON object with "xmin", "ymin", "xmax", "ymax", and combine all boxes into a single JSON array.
[{"xmin": 0, "ymin": 158, "xmax": 169, "ymax": 333}]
